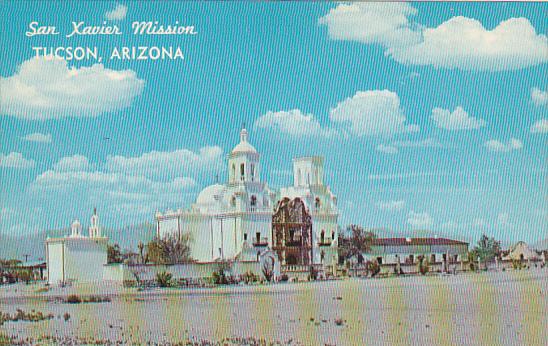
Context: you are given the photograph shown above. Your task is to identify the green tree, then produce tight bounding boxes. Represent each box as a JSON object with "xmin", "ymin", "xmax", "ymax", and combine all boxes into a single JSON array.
[
  {"xmin": 107, "ymin": 243, "xmax": 123, "ymax": 264},
  {"xmin": 338, "ymin": 225, "xmax": 376, "ymax": 261},
  {"xmin": 473, "ymin": 234, "xmax": 501, "ymax": 269},
  {"xmin": 156, "ymin": 271, "xmax": 173, "ymax": 287},
  {"xmin": 146, "ymin": 234, "xmax": 192, "ymax": 265}
]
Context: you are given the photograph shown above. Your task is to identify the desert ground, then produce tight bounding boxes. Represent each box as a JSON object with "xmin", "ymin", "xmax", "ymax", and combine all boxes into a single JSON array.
[{"xmin": 1, "ymin": 269, "xmax": 546, "ymax": 345}]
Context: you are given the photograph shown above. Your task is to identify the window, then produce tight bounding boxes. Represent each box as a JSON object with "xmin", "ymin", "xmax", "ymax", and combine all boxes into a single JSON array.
[
  {"xmin": 289, "ymin": 229, "xmax": 295, "ymax": 242},
  {"xmin": 331, "ymin": 231, "xmax": 335, "ymax": 240},
  {"xmin": 250, "ymin": 195, "xmax": 257, "ymax": 211},
  {"xmin": 244, "ymin": 233, "xmax": 247, "ymax": 241},
  {"xmin": 315, "ymin": 197, "xmax": 321, "ymax": 209},
  {"xmin": 431, "ymin": 254, "xmax": 436, "ymax": 263},
  {"xmin": 256, "ymin": 232, "xmax": 261, "ymax": 243},
  {"xmin": 231, "ymin": 164, "xmax": 235, "ymax": 182},
  {"xmin": 297, "ymin": 169, "xmax": 302, "ymax": 186},
  {"xmin": 250, "ymin": 164, "xmax": 255, "ymax": 181},
  {"xmin": 320, "ymin": 230, "xmax": 325, "ymax": 243},
  {"xmin": 230, "ymin": 196, "xmax": 236, "ymax": 207},
  {"xmin": 240, "ymin": 163, "xmax": 245, "ymax": 181}
]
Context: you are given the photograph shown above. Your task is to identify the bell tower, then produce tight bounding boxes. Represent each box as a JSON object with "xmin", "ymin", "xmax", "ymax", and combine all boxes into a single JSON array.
[
  {"xmin": 89, "ymin": 208, "xmax": 101, "ymax": 238},
  {"xmin": 228, "ymin": 127, "xmax": 260, "ymax": 184}
]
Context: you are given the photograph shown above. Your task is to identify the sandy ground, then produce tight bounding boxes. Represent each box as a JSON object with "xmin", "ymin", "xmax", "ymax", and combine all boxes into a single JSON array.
[{"xmin": 1, "ymin": 269, "xmax": 546, "ymax": 345}]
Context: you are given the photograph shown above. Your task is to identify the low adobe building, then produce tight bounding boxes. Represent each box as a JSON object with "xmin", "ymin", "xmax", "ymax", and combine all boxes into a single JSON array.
[{"xmin": 361, "ymin": 237, "xmax": 469, "ymax": 265}]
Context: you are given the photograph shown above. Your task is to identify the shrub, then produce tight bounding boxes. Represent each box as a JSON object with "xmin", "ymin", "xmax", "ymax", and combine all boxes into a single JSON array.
[
  {"xmin": 156, "ymin": 271, "xmax": 173, "ymax": 287},
  {"xmin": 366, "ymin": 260, "xmax": 380, "ymax": 277},
  {"xmin": 66, "ymin": 295, "xmax": 81, "ymax": 304},
  {"xmin": 241, "ymin": 271, "xmax": 258, "ymax": 284},
  {"xmin": 334, "ymin": 318, "xmax": 344, "ymax": 326},
  {"xmin": 279, "ymin": 274, "xmax": 289, "ymax": 282},
  {"xmin": 418, "ymin": 258, "xmax": 430, "ymax": 275},
  {"xmin": 63, "ymin": 312, "xmax": 70, "ymax": 321}
]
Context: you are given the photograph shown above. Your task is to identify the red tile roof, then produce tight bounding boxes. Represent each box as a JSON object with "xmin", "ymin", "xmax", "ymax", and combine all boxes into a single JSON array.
[{"xmin": 372, "ymin": 237, "xmax": 468, "ymax": 246}]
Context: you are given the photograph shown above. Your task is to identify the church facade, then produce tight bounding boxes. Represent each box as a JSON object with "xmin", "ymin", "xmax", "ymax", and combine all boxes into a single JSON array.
[{"xmin": 155, "ymin": 128, "xmax": 339, "ymax": 268}]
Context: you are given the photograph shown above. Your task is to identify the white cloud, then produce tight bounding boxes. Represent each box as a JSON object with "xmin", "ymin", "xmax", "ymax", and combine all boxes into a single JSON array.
[
  {"xmin": 254, "ymin": 109, "xmax": 335, "ymax": 137},
  {"xmin": 318, "ymin": 3, "xmax": 420, "ymax": 47},
  {"xmin": 105, "ymin": 4, "xmax": 128, "ymax": 21},
  {"xmin": 21, "ymin": 132, "xmax": 52, "ymax": 143},
  {"xmin": 0, "ymin": 152, "xmax": 35, "ymax": 169},
  {"xmin": 376, "ymin": 144, "xmax": 398, "ymax": 154},
  {"xmin": 484, "ymin": 138, "xmax": 523, "ymax": 152},
  {"xmin": 1, "ymin": 57, "xmax": 144, "ymax": 120},
  {"xmin": 30, "ymin": 170, "xmax": 196, "ymax": 218},
  {"xmin": 329, "ymin": 90, "xmax": 419, "ymax": 136},
  {"xmin": 104, "ymin": 146, "xmax": 224, "ymax": 179},
  {"xmin": 407, "ymin": 211, "xmax": 434, "ymax": 229},
  {"xmin": 53, "ymin": 155, "xmax": 90, "ymax": 172},
  {"xmin": 320, "ymin": 4, "xmax": 548, "ymax": 71},
  {"xmin": 431, "ymin": 106, "xmax": 486, "ymax": 130},
  {"xmin": 390, "ymin": 17, "xmax": 548, "ymax": 71},
  {"xmin": 376, "ymin": 200, "xmax": 405, "ymax": 211},
  {"xmin": 377, "ymin": 138, "xmax": 444, "ymax": 154},
  {"xmin": 531, "ymin": 88, "xmax": 548, "ymax": 107},
  {"xmin": 530, "ymin": 119, "xmax": 548, "ymax": 134}
]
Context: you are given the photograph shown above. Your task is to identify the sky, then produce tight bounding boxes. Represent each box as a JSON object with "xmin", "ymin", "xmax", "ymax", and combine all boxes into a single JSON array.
[{"xmin": 1, "ymin": 2, "xmax": 547, "ymax": 255}]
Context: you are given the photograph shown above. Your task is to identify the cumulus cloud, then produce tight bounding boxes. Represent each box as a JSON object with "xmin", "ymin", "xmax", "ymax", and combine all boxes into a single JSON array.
[
  {"xmin": 254, "ymin": 109, "xmax": 335, "ymax": 137},
  {"xmin": 105, "ymin": 4, "xmax": 128, "ymax": 20},
  {"xmin": 431, "ymin": 106, "xmax": 486, "ymax": 130},
  {"xmin": 104, "ymin": 146, "xmax": 224, "ymax": 179},
  {"xmin": 329, "ymin": 90, "xmax": 419, "ymax": 136},
  {"xmin": 21, "ymin": 132, "xmax": 52, "ymax": 143},
  {"xmin": 0, "ymin": 152, "xmax": 35, "ymax": 169},
  {"xmin": 376, "ymin": 138, "xmax": 444, "ymax": 154},
  {"xmin": 484, "ymin": 138, "xmax": 523, "ymax": 152},
  {"xmin": 53, "ymin": 155, "xmax": 90, "ymax": 172},
  {"xmin": 30, "ymin": 170, "xmax": 196, "ymax": 217},
  {"xmin": 531, "ymin": 88, "xmax": 548, "ymax": 107},
  {"xmin": 320, "ymin": 4, "xmax": 548, "ymax": 71},
  {"xmin": 530, "ymin": 119, "xmax": 548, "ymax": 134},
  {"xmin": 318, "ymin": 3, "xmax": 420, "ymax": 47},
  {"xmin": 0, "ymin": 57, "xmax": 144, "ymax": 120},
  {"xmin": 255, "ymin": 90, "xmax": 418, "ymax": 138},
  {"xmin": 376, "ymin": 200, "xmax": 405, "ymax": 211},
  {"xmin": 407, "ymin": 211, "xmax": 434, "ymax": 229},
  {"xmin": 390, "ymin": 17, "xmax": 548, "ymax": 71}
]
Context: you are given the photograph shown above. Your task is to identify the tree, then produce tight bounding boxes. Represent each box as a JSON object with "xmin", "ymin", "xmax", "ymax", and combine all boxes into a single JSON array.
[
  {"xmin": 137, "ymin": 241, "xmax": 146, "ymax": 264},
  {"xmin": 146, "ymin": 233, "xmax": 192, "ymax": 265},
  {"xmin": 338, "ymin": 225, "xmax": 376, "ymax": 261},
  {"xmin": 107, "ymin": 243, "xmax": 123, "ymax": 264},
  {"xmin": 262, "ymin": 257, "xmax": 275, "ymax": 282},
  {"xmin": 473, "ymin": 234, "xmax": 501, "ymax": 269}
]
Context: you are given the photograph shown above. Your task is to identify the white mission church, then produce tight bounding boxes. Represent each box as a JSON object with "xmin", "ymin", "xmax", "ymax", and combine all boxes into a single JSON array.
[{"xmin": 155, "ymin": 128, "xmax": 339, "ymax": 265}]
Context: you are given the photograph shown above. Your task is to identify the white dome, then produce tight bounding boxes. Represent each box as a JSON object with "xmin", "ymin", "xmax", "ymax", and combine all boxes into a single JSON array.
[
  {"xmin": 231, "ymin": 128, "xmax": 257, "ymax": 154},
  {"xmin": 196, "ymin": 184, "xmax": 225, "ymax": 205},
  {"xmin": 231, "ymin": 141, "xmax": 257, "ymax": 154}
]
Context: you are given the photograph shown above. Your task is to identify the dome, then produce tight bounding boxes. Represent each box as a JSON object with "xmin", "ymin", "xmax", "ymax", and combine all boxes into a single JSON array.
[
  {"xmin": 231, "ymin": 128, "xmax": 257, "ymax": 154},
  {"xmin": 196, "ymin": 184, "xmax": 225, "ymax": 205}
]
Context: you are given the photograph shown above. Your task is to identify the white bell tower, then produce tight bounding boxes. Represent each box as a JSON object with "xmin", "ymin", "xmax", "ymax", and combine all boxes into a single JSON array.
[
  {"xmin": 228, "ymin": 127, "xmax": 260, "ymax": 184},
  {"xmin": 89, "ymin": 208, "xmax": 101, "ymax": 238}
]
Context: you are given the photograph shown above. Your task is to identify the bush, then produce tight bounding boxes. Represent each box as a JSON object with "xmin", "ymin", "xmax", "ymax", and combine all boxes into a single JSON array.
[
  {"xmin": 241, "ymin": 271, "xmax": 258, "ymax": 284},
  {"xmin": 156, "ymin": 271, "xmax": 173, "ymax": 287},
  {"xmin": 418, "ymin": 258, "xmax": 430, "ymax": 275},
  {"xmin": 279, "ymin": 274, "xmax": 289, "ymax": 282},
  {"xmin": 66, "ymin": 295, "xmax": 81, "ymax": 304},
  {"xmin": 63, "ymin": 312, "xmax": 71, "ymax": 321},
  {"xmin": 366, "ymin": 260, "xmax": 380, "ymax": 277}
]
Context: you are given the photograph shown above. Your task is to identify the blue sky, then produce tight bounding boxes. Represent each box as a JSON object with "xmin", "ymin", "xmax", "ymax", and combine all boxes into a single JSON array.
[{"xmin": 1, "ymin": 2, "xmax": 547, "ymax": 252}]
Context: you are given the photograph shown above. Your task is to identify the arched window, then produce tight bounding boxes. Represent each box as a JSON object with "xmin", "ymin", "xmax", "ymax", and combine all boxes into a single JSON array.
[
  {"xmin": 250, "ymin": 195, "xmax": 257, "ymax": 211},
  {"xmin": 250, "ymin": 164, "xmax": 255, "ymax": 181},
  {"xmin": 315, "ymin": 197, "xmax": 321, "ymax": 209},
  {"xmin": 230, "ymin": 196, "xmax": 236, "ymax": 207},
  {"xmin": 307, "ymin": 173, "xmax": 310, "ymax": 185},
  {"xmin": 231, "ymin": 164, "xmax": 235, "ymax": 182},
  {"xmin": 240, "ymin": 163, "xmax": 245, "ymax": 181},
  {"xmin": 331, "ymin": 230, "xmax": 335, "ymax": 240},
  {"xmin": 297, "ymin": 169, "xmax": 302, "ymax": 186},
  {"xmin": 320, "ymin": 229, "xmax": 325, "ymax": 243}
]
